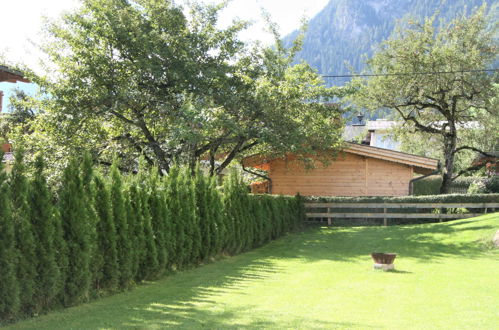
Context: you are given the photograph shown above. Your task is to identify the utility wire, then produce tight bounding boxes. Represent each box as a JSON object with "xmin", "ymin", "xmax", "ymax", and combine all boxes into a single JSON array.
[{"xmin": 321, "ymin": 68, "xmax": 498, "ymax": 78}]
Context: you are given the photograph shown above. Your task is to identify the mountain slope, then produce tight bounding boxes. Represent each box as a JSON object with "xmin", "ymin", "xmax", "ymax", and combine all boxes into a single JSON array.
[{"xmin": 284, "ymin": 0, "xmax": 498, "ymax": 85}]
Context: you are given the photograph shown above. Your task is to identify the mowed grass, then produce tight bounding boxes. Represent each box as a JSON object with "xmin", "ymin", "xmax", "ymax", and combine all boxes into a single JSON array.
[{"xmin": 7, "ymin": 213, "xmax": 499, "ymax": 329}]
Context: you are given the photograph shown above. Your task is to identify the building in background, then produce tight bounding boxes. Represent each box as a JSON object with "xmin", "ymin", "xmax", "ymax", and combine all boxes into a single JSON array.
[
  {"xmin": 243, "ymin": 142, "xmax": 438, "ymax": 197},
  {"xmin": 0, "ymin": 65, "xmax": 30, "ymax": 171},
  {"xmin": 343, "ymin": 119, "xmax": 401, "ymax": 151}
]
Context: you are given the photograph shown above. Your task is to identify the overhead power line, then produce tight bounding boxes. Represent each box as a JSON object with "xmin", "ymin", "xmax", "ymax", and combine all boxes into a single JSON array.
[{"xmin": 321, "ymin": 68, "xmax": 499, "ymax": 78}]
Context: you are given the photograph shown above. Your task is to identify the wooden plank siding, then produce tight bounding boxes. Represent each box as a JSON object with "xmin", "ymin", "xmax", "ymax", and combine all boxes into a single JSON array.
[
  {"xmin": 243, "ymin": 143, "xmax": 439, "ymax": 197},
  {"xmin": 366, "ymin": 158, "xmax": 413, "ymax": 196},
  {"xmin": 268, "ymin": 152, "xmax": 416, "ymax": 197}
]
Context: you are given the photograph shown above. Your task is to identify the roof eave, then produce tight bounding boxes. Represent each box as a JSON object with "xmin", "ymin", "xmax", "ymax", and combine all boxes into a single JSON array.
[{"xmin": 0, "ymin": 66, "xmax": 30, "ymax": 83}]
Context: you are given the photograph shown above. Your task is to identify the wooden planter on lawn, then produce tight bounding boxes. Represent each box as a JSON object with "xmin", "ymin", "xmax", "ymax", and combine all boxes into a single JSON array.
[{"xmin": 371, "ymin": 253, "xmax": 397, "ymax": 271}]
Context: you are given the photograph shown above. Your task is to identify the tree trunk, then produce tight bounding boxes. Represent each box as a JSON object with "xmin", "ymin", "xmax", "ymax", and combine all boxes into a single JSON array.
[{"xmin": 439, "ymin": 133, "xmax": 457, "ymax": 194}]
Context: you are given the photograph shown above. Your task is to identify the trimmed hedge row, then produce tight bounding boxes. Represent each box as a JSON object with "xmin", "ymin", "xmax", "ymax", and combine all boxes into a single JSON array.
[
  {"xmin": 413, "ymin": 176, "xmax": 499, "ymax": 195},
  {"xmin": 306, "ymin": 193, "xmax": 499, "ymax": 204},
  {"xmin": 0, "ymin": 153, "xmax": 303, "ymax": 323}
]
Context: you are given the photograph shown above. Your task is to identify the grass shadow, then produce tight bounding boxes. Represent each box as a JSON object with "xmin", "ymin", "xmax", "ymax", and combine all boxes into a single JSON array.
[
  {"xmin": 8, "ymin": 213, "xmax": 498, "ymax": 329},
  {"xmin": 384, "ymin": 269, "xmax": 412, "ymax": 274},
  {"xmin": 265, "ymin": 214, "xmax": 499, "ymax": 263},
  {"xmin": 9, "ymin": 249, "xmax": 372, "ymax": 329},
  {"xmin": 122, "ymin": 302, "xmax": 370, "ymax": 329}
]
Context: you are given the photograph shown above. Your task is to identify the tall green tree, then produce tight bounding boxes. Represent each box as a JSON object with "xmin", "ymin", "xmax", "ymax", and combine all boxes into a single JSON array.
[
  {"xmin": 30, "ymin": 0, "xmax": 344, "ymax": 175},
  {"xmin": 222, "ymin": 170, "xmax": 248, "ymax": 254},
  {"xmin": 29, "ymin": 156, "xmax": 61, "ymax": 311},
  {"xmin": 183, "ymin": 169, "xmax": 201, "ymax": 263},
  {"xmin": 0, "ymin": 89, "xmax": 36, "ymax": 142},
  {"xmin": 9, "ymin": 150, "xmax": 37, "ymax": 315},
  {"xmin": 136, "ymin": 170, "xmax": 158, "ymax": 280},
  {"xmin": 165, "ymin": 166, "xmax": 185, "ymax": 268},
  {"xmin": 80, "ymin": 153, "xmax": 100, "ymax": 295},
  {"xmin": 0, "ymin": 154, "xmax": 20, "ymax": 320},
  {"xmin": 93, "ymin": 172, "xmax": 119, "ymax": 291},
  {"xmin": 126, "ymin": 181, "xmax": 145, "ymax": 281},
  {"xmin": 59, "ymin": 159, "xmax": 92, "ymax": 306},
  {"xmin": 194, "ymin": 166, "xmax": 212, "ymax": 261},
  {"xmin": 351, "ymin": 6, "xmax": 498, "ymax": 193},
  {"xmin": 148, "ymin": 167, "xmax": 168, "ymax": 274},
  {"xmin": 208, "ymin": 175, "xmax": 224, "ymax": 256},
  {"xmin": 110, "ymin": 162, "xmax": 133, "ymax": 288}
]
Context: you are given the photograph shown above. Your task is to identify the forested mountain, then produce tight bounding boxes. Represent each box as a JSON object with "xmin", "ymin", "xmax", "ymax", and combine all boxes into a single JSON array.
[{"xmin": 284, "ymin": 0, "xmax": 498, "ymax": 86}]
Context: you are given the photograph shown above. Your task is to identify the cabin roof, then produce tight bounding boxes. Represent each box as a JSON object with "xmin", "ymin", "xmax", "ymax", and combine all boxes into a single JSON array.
[
  {"xmin": 242, "ymin": 142, "xmax": 439, "ymax": 174},
  {"xmin": 345, "ymin": 142, "xmax": 438, "ymax": 171},
  {"xmin": 0, "ymin": 65, "xmax": 30, "ymax": 83}
]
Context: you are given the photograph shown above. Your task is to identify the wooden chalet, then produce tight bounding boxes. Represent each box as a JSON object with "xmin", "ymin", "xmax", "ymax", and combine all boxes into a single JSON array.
[{"xmin": 242, "ymin": 143, "xmax": 439, "ymax": 197}]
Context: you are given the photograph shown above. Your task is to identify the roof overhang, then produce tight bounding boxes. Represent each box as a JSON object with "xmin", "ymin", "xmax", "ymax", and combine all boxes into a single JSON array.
[
  {"xmin": 242, "ymin": 142, "xmax": 439, "ymax": 174},
  {"xmin": 344, "ymin": 143, "xmax": 439, "ymax": 173},
  {"xmin": 0, "ymin": 66, "xmax": 30, "ymax": 83}
]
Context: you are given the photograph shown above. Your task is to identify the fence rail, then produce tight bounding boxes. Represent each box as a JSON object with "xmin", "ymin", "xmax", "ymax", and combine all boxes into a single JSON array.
[{"xmin": 305, "ymin": 202, "xmax": 499, "ymax": 226}]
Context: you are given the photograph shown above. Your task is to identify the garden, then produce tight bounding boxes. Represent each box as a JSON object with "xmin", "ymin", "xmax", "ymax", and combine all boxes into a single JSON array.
[
  {"xmin": 1, "ymin": 1, "xmax": 498, "ymax": 328},
  {"xmin": 5, "ymin": 212, "xmax": 499, "ymax": 329}
]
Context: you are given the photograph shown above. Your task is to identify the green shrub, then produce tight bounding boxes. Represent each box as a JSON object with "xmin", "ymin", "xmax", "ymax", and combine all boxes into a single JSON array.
[
  {"xmin": 194, "ymin": 167, "xmax": 212, "ymax": 261},
  {"xmin": 0, "ymin": 156, "xmax": 304, "ymax": 324},
  {"xmin": 93, "ymin": 173, "xmax": 119, "ymax": 292},
  {"xmin": 137, "ymin": 175, "xmax": 158, "ymax": 281},
  {"xmin": 183, "ymin": 169, "xmax": 201, "ymax": 264},
  {"xmin": 468, "ymin": 176, "xmax": 499, "ymax": 194},
  {"xmin": 126, "ymin": 181, "xmax": 145, "ymax": 281},
  {"xmin": 29, "ymin": 156, "xmax": 61, "ymax": 312},
  {"xmin": 59, "ymin": 159, "xmax": 92, "ymax": 306},
  {"xmin": 81, "ymin": 154, "xmax": 99, "ymax": 297},
  {"xmin": 306, "ymin": 193, "xmax": 499, "ymax": 204},
  {"xmin": 165, "ymin": 166, "xmax": 186, "ymax": 268},
  {"xmin": 413, "ymin": 176, "xmax": 490, "ymax": 195},
  {"xmin": 109, "ymin": 162, "xmax": 132, "ymax": 289},
  {"xmin": 0, "ymin": 154, "xmax": 20, "ymax": 321},
  {"xmin": 148, "ymin": 168, "xmax": 168, "ymax": 275},
  {"xmin": 208, "ymin": 176, "xmax": 224, "ymax": 256},
  {"xmin": 9, "ymin": 150, "xmax": 36, "ymax": 315}
]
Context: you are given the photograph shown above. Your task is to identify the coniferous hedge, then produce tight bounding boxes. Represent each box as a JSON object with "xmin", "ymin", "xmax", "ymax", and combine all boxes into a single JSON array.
[
  {"xmin": 0, "ymin": 155, "xmax": 19, "ymax": 321},
  {"xmin": 9, "ymin": 151, "xmax": 36, "ymax": 315},
  {"xmin": 0, "ymin": 153, "xmax": 303, "ymax": 324}
]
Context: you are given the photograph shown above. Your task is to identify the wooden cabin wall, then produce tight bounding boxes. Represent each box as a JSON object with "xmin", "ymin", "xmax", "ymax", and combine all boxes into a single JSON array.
[
  {"xmin": 268, "ymin": 152, "xmax": 412, "ymax": 196},
  {"xmin": 365, "ymin": 157, "xmax": 413, "ymax": 196}
]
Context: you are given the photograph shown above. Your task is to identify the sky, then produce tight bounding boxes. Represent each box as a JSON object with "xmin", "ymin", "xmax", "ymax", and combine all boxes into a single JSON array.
[{"xmin": 0, "ymin": 0, "xmax": 329, "ymax": 111}]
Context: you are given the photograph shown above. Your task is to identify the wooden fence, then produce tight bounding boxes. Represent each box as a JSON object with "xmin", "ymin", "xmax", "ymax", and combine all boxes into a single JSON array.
[{"xmin": 305, "ymin": 202, "xmax": 499, "ymax": 226}]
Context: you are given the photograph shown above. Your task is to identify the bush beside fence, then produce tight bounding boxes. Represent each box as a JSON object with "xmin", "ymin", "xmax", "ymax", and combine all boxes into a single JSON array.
[
  {"xmin": 0, "ymin": 153, "xmax": 303, "ymax": 323},
  {"xmin": 306, "ymin": 194, "xmax": 499, "ymax": 204},
  {"xmin": 413, "ymin": 176, "xmax": 499, "ymax": 195}
]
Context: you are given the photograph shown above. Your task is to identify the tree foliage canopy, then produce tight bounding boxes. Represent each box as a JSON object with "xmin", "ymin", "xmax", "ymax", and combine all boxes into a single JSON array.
[
  {"xmin": 26, "ymin": 0, "xmax": 345, "ymax": 174},
  {"xmin": 351, "ymin": 6, "xmax": 498, "ymax": 193}
]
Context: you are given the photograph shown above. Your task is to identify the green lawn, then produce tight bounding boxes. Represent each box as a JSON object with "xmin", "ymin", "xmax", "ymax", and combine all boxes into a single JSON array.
[{"xmin": 7, "ymin": 213, "xmax": 499, "ymax": 329}]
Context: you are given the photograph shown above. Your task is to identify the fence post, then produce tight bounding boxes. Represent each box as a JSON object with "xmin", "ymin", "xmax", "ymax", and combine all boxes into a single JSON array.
[
  {"xmin": 383, "ymin": 205, "xmax": 387, "ymax": 226},
  {"xmin": 327, "ymin": 207, "xmax": 332, "ymax": 226}
]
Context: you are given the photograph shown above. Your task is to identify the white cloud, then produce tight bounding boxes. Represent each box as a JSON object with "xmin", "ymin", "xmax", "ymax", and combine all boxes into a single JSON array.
[
  {"xmin": 214, "ymin": 0, "xmax": 329, "ymax": 44},
  {"xmin": 1, "ymin": 0, "xmax": 80, "ymax": 71}
]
